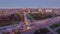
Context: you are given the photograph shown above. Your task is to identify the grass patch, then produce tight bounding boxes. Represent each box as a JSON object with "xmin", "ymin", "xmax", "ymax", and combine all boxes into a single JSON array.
[
  {"xmin": 0, "ymin": 20, "xmax": 19, "ymax": 27},
  {"xmin": 50, "ymin": 23, "xmax": 60, "ymax": 29},
  {"xmin": 0, "ymin": 21, "xmax": 13, "ymax": 27},
  {"xmin": 56, "ymin": 29, "xmax": 60, "ymax": 34}
]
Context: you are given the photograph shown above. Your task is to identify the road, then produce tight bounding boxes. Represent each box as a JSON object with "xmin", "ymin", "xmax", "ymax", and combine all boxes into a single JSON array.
[
  {"xmin": 0, "ymin": 16, "xmax": 60, "ymax": 34},
  {"xmin": 21, "ymin": 16, "xmax": 60, "ymax": 34}
]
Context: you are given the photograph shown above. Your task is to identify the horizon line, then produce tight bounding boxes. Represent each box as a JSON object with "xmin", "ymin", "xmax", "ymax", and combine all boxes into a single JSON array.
[{"xmin": 0, "ymin": 7, "xmax": 60, "ymax": 9}]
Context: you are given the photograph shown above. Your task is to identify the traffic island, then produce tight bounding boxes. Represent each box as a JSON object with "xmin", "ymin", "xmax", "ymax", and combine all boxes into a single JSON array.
[
  {"xmin": 34, "ymin": 28, "xmax": 50, "ymax": 34},
  {"xmin": 56, "ymin": 29, "xmax": 60, "ymax": 34},
  {"xmin": 50, "ymin": 23, "xmax": 60, "ymax": 29}
]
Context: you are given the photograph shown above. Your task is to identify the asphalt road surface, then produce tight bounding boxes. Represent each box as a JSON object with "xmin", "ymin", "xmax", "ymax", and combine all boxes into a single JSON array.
[{"xmin": 0, "ymin": 16, "xmax": 60, "ymax": 34}]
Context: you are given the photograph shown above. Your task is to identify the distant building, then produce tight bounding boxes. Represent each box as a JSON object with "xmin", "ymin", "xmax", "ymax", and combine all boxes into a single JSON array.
[
  {"xmin": 39, "ymin": 8, "xmax": 42, "ymax": 12},
  {"xmin": 46, "ymin": 9, "xmax": 52, "ymax": 12}
]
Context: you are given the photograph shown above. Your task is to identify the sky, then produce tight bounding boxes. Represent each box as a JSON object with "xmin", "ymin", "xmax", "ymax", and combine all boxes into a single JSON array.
[{"xmin": 0, "ymin": 0, "xmax": 60, "ymax": 8}]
